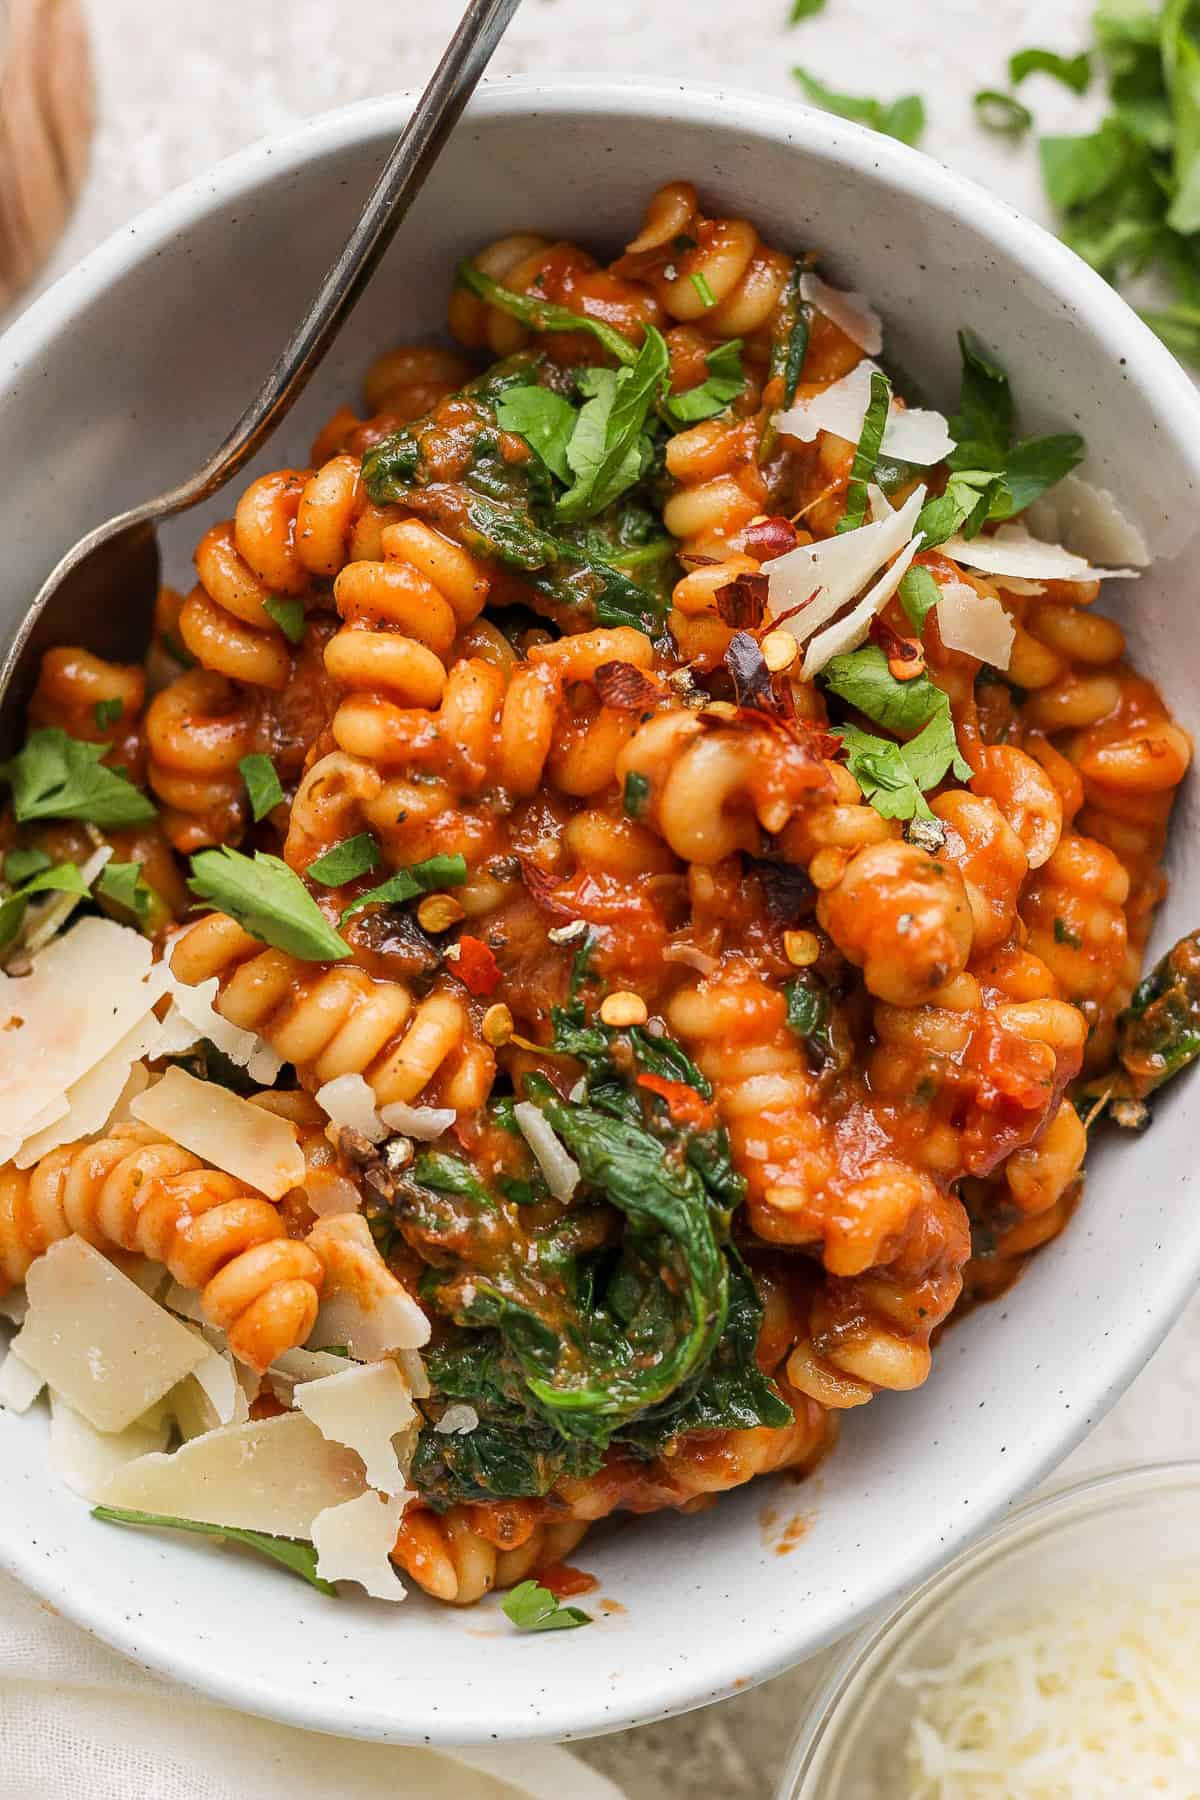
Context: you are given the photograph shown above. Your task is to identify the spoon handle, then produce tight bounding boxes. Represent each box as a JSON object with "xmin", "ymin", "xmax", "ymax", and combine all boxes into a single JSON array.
[{"xmin": 159, "ymin": 0, "xmax": 521, "ymax": 513}]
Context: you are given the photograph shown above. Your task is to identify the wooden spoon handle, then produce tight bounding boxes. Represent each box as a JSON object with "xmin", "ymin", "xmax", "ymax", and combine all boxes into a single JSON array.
[{"xmin": 0, "ymin": 0, "xmax": 94, "ymax": 308}]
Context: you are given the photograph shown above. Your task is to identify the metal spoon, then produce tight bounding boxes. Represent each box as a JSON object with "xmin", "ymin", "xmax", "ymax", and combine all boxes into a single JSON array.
[{"xmin": 0, "ymin": 0, "xmax": 522, "ymax": 739}]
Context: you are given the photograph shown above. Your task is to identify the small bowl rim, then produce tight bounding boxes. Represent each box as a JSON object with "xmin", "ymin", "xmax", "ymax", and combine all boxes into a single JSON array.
[
  {"xmin": 4, "ymin": 75, "xmax": 1200, "ymax": 1747},
  {"xmin": 778, "ymin": 1458, "xmax": 1200, "ymax": 1797}
]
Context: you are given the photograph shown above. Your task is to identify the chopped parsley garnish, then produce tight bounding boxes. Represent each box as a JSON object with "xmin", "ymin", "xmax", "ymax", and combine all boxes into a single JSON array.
[
  {"xmin": 792, "ymin": 68, "xmax": 927, "ymax": 146},
  {"xmin": 93, "ymin": 697, "xmax": 124, "ymax": 731},
  {"xmin": 96, "ymin": 860, "xmax": 157, "ymax": 927},
  {"xmin": 689, "ymin": 270, "xmax": 717, "ymax": 308},
  {"xmin": 2, "ymin": 847, "xmax": 50, "ymax": 884},
  {"xmin": 822, "ymin": 644, "xmax": 952, "ymax": 734},
  {"xmin": 623, "ymin": 770, "xmax": 650, "ymax": 819},
  {"xmin": 495, "ymin": 386, "xmax": 578, "ymax": 484},
  {"xmin": 501, "ymin": 1578, "xmax": 591, "ymax": 1632},
  {"xmin": 974, "ymin": 90, "xmax": 1035, "ymax": 138},
  {"xmin": 897, "ymin": 564, "xmax": 942, "ymax": 633},
  {"xmin": 261, "ymin": 596, "xmax": 306, "ymax": 645},
  {"xmin": 1054, "ymin": 916, "xmax": 1084, "ymax": 948},
  {"xmin": 307, "ymin": 833, "xmax": 382, "ymax": 887},
  {"xmin": 1010, "ymin": 47, "xmax": 1092, "ymax": 93},
  {"xmin": 188, "ymin": 846, "xmax": 350, "ymax": 962},
  {"xmin": 0, "ymin": 860, "xmax": 90, "ymax": 951},
  {"xmin": 340, "ymin": 853, "xmax": 468, "ymax": 923},
  {"xmin": 92, "ymin": 1506, "xmax": 337, "ymax": 1595},
  {"xmin": 836, "ymin": 713, "xmax": 971, "ymax": 823},
  {"xmin": 662, "ymin": 338, "xmax": 746, "ymax": 426},
  {"xmin": 238, "ymin": 753, "xmax": 284, "ymax": 823},
  {"xmin": 556, "ymin": 329, "xmax": 670, "ymax": 523},
  {"xmin": 789, "ymin": 0, "xmax": 826, "ymax": 17},
  {"xmin": 1, "ymin": 727, "xmax": 156, "ymax": 828}
]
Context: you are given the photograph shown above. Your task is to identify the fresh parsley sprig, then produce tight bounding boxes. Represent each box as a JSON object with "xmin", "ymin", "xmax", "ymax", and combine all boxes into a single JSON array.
[
  {"xmin": 188, "ymin": 846, "xmax": 351, "ymax": 962},
  {"xmin": 238, "ymin": 754, "xmax": 284, "ymax": 823},
  {"xmin": 792, "ymin": 68, "xmax": 927, "ymax": 146},
  {"xmin": 2, "ymin": 728, "xmax": 156, "ymax": 828},
  {"xmin": 340, "ymin": 853, "xmax": 468, "ymax": 923},
  {"xmin": 501, "ymin": 1577, "xmax": 591, "ymax": 1633},
  {"xmin": 837, "ymin": 713, "xmax": 971, "ymax": 822},
  {"xmin": 92, "ymin": 1506, "xmax": 338, "ymax": 1596},
  {"xmin": 0, "ymin": 861, "xmax": 90, "ymax": 951}
]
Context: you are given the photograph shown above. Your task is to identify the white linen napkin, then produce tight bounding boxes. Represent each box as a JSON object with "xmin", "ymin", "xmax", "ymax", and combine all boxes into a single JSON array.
[{"xmin": 0, "ymin": 1570, "xmax": 624, "ymax": 1800}]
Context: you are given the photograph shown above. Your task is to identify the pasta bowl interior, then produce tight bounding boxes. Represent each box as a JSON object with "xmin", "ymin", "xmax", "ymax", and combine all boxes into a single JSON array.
[{"xmin": 1, "ymin": 80, "xmax": 1199, "ymax": 1746}]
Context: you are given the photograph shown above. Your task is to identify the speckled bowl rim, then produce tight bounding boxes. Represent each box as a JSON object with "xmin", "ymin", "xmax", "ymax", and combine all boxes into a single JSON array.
[
  {"xmin": 2, "ymin": 75, "xmax": 1200, "ymax": 1748},
  {"xmin": 776, "ymin": 1459, "xmax": 1200, "ymax": 1796}
]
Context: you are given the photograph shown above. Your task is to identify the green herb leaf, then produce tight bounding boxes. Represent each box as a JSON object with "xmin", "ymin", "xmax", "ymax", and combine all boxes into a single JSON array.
[
  {"xmin": 0, "ymin": 861, "xmax": 90, "ymax": 951},
  {"xmin": 2, "ymin": 847, "xmax": 50, "ymax": 884},
  {"xmin": 785, "ymin": 975, "xmax": 834, "ymax": 1057},
  {"xmin": 91, "ymin": 1506, "xmax": 338, "ymax": 1596},
  {"xmin": 836, "ymin": 369, "xmax": 891, "ymax": 532},
  {"xmin": 939, "ymin": 334, "xmax": 1084, "ymax": 528},
  {"xmin": 1, "ymin": 728, "xmax": 156, "ymax": 828},
  {"xmin": 789, "ymin": 0, "xmax": 826, "ymax": 18},
  {"xmin": 662, "ymin": 338, "xmax": 746, "ymax": 426},
  {"xmin": 188, "ymin": 847, "xmax": 350, "ymax": 961},
  {"xmin": 917, "ymin": 470, "xmax": 1005, "ymax": 547},
  {"xmin": 837, "ymin": 712, "xmax": 970, "ymax": 822},
  {"xmin": 261, "ymin": 596, "xmax": 306, "ymax": 645},
  {"xmin": 623, "ymin": 770, "xmax": 650, "ymax": 819},
  {"xmin": 455, "ymin": 260, "xmax": 639, "ymax": 368},
  {"xmin": 996, "ymin": 432, "xmax": 1086, "ymax": 514},
  {"xmin": 1163, "ymin": 0, "xmax": 1200, "ymax": 232},
  {"xmin": 501, "ymin": 1579, "xmax": 591, "ymax": 1632},
  {"xmin": 793, "ymin": 68, "xmax": 927, "ymax": 145},
  {"xmin": 898, "ymin": 564, "xmax": 942, "ymax": 633},
  {"xmin": 1040, "ymin": 119, "xmax": 1133, "ymax": 208},
  {"xmin": 948, "ymin": 331, "xmax": 1013, "ymax": 468},
  {"xmin": 238, "ymin": 753, "xmax": 284, "ymax": 823},
  {"xmin": 307, "ymin": 833, "xmax": 382, "ymax": 887},
  {"xmin": 689, "ymin": 270, "xmax": 717, "ymax": 308},
  {"xmin": 974, "ymin": 90, "xmax": 1035, "ymax": 138},
  {"xmin": 96, "ymin": 860, "xmax": 154, "ymax": 924},
  {"xmin": 821, "ymin": 644, "xmax": 950, "ymax": 733},
  {"xmin": 93, "ymin": 697, "xmax": 124, "ymax": 731},
  {"xmin": 1010, "ymin": 47, "xmax": 1092, "ymax": 92},
  {"xmin": 769, "ymin": 264, "xmax": 811, "ymax": 413},
  {"xmin": 340, "ymin": 853, "xmax": 468, "ymax": 923},
  {"xmin": 556, "ymin": 328, "xmax": 670, "ymax": 524},
  {"xmin": 495, "ymin": 386, "xmax": 579, "ymax": 484}
]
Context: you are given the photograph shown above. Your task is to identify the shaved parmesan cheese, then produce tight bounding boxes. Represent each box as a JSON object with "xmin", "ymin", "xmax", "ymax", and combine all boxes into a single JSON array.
[
  {"xmin": 316, "ymin": 1073, "xmax": 385, "ymax": 1143},
  {"xmin": 902, "ymin": 1577, "xmax": 1200, "ymax": 1800},
  {"xmin": 0, "ymin": 918, "xmax": 166, "ymax": 1153},
  {"xmin": 801, "ymin": 533, "xmax": 923, "ymax": 679},
  {"xmin": 311, "ymin": 1490, "xmax": 408, "ymax": 1602},
  {"xmin": 940, "ymin": 522, "xmax": 1140, "ymax": 584},
  {"xmin": 1025, "ymin": 472, "xmax": 1151, "ymax": 569},
  {"xmin": 15, "ymin": 1013, "xmax": 162, "ymax": 1168},
  {"xmin": 12, "ymin": 1238, "xmax": 208, "ymax": 1432},
  {"xmin": 266, "ymin": 1345, "xmax": 355, "ymax": 1406},
  {"xmin": 188, "ymin": 1345, "xmax": 246, "ymax": 1429},
  {"xmin": 294, "ymin": 1359, "xmax": 416, "ymax": 1494},
  {"xmin": 161, "ymin": 1280, "xmax": 206, "ymax": 1323},
  {"xmin": 97, "ymin": 1410, "xmax": 367, "ymax": 1537},
  {"xmin": 513, "ymin": 1101, "xmax": 580, "ymax": 1202},
  {"xmin": 775, "ymin": 362, "xmax": 954, "ymax": 466},
  {"xmin": 49, "ymin": 1392, "xmax": 170, "ymax": 1499},
  {"xmin": 377, "ymin": 1102, "xmax": 456, "ymax": 1141},
  {"xmin": 131, "ymin": 1067, "xmax": 304, "ymax": 1200},
  {"xmin": 307, "ymin": 1214, "xmax": 430, "ymax": 1356},
  {"xmin": 799, "ymin": 271, "xmax": 883, "ymax": 354},
  {"xmin": 765, "ymin": 484, "xmax": 926, "ymax": 644},
  {"xmin": 394, "ymin": 1348, "xmax": 431, "ymax": 1401},
  {"xmin": 935, "ymin": 581, "xmax": 1015, "ymax": 670},
  {"xmin": 991, "ymin": 575, "xmax": 1045, "ymax": 597},
  {"xmin": 436, "ymin": 1403, "xmax": 479, "ymax": 1436},
  {"xmin": 0, "ymin": 1346, "xmax": 44, "ymax": 1412},
  {"xmin": 23, "ymin": 844, "xmax": 112, "ymax": 955},
  {"xmin": 158, "ymin": 973, "xmax": 283, "ymax": 1083}
]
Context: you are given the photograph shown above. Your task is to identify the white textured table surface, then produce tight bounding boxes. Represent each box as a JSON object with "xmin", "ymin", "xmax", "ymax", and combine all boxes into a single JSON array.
[{"xmin": 18, "ymin": 3, "xmax": 1200, "ymax": 1793}]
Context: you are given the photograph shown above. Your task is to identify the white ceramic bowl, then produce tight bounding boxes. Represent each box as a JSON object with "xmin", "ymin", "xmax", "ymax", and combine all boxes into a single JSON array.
[{"xmin": 1, "ymin": 77, "xmax": 1199, "ymax": 1749}]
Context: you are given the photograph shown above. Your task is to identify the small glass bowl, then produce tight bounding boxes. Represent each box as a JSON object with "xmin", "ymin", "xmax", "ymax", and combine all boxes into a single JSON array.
[{"xmin": 778, "ymin": 1461, "xmax": 1200, "ymax": 1798}]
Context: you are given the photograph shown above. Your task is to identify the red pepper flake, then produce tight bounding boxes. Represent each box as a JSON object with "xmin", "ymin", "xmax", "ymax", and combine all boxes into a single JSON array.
[
  {"xmin": 723, "ymin": 629, "xmax": 776, "ymax": 709},
  {"xmin": 715, "ymin": 571, "xmax": 769, "ymax": 629},
  {"xmin": 455, "ymin": 935, "xmax": 502, "ymax": 996},
  {"xmin": 636, "ymin": 1072, "xmax": 718, "ymax": 1130},
  {"xmin": 870, "ymin": 614, "xmax": 926, "ymax": 680},
  {"xmin": 593, "ymin": 660, "xmax": 662, "ymax": 711},
  {"xmin": 742, "ymin": 515, "xmax": 799, "ymax": 560},
  {"xmin": 537, "ymin": 1562, "xmax": 599, "ymax": 1600}
]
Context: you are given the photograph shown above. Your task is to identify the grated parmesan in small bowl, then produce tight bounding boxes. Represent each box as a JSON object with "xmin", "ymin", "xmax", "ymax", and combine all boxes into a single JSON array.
[{"xmin": 780, "ymin": 1464, "xmax": 1200, "ymax": 1799}]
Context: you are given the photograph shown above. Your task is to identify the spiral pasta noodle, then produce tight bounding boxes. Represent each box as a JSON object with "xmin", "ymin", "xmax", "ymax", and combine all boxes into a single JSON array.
[{"xmin": 0, "ymin": 1123, "xmax": 323, "ymax": 1371}]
